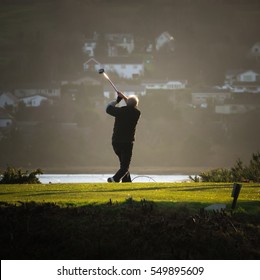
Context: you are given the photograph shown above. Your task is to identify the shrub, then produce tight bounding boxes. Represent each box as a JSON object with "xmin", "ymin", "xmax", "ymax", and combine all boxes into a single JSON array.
[
  {"xmin": 246, "ymin": 152, "xmax": 260, "ymax": 182},
  {"xmin": 199, "ymin": 168, "xmax": 233, "ymax": 182},
  {"xmin": 0, "ymin": 167, "xmax": 43, "ymax": 184},
  {"xmin": 199, "ymin": 152, "xmax": 260, "ymax": 182}
]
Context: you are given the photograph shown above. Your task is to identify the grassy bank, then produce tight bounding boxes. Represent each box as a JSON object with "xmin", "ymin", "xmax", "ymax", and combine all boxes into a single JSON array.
[{"xmin": 0, "ymin": 183, "xmax": 259, "ymax": 259}]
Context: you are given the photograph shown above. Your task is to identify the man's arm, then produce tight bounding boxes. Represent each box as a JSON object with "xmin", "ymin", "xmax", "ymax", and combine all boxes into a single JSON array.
[
  {"xmin": 106, "ymin": 91, "xmax": 128, "ymax": 116},
  {"xmin": 106, "ymin": 100, "xmax": 120, "ymax": 116}
]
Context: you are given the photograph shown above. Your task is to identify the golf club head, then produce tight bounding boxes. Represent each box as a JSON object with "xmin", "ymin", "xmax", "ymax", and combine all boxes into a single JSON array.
[{"xmin": 98, "ymin": 68, "xmax": 119, "ymax": 92}]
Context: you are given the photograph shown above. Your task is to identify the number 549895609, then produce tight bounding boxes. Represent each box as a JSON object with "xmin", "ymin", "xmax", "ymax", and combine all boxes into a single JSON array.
[{"xmin": 150, "ymin": 266, "xmax": 204, "ymax": 276}]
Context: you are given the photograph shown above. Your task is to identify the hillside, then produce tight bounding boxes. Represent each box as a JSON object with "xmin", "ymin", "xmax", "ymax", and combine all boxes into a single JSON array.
[
  {"xmin": 0, "ymin": 0, "xmax": 260, "ymax": 85},
  {"xmin": 0, "ymin": 0, "xmax": 260, "ymax": 173}
]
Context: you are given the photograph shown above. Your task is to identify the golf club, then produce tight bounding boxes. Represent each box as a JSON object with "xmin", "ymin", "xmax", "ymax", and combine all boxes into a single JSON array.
[{"xmin": 98, "ymin": 68, "xmax": 119, "ymax": 93}]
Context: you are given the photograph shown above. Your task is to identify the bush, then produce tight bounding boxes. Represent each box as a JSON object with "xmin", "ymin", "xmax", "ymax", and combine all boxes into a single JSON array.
[
  {"xmin": 246, "ymin": 152, "xmax": 260, "ymax": 182},
  {"xmin": 0, "ymin": 167, "xmax": 43, "ymax": 184},
  {"xmin": 199, "ymin": 152, "xmax": 260, "ymax": 182},
  {"xmin": 199, "ymin": 168, "xmax": 233, "ymax": 182}
]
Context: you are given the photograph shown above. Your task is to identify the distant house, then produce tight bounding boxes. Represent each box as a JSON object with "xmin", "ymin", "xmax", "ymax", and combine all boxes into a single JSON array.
[
  {"xmin": 0, "ymin": 108, "xmax": 12, "ymax": 128},
  {"xmin": 83, "ymin": 58, "xmax": 101, "ymax": 73},
  {"xmin": 14, "ymin": 83, "xmax": 61, "ymax": 98},
  {"xmin": 82, "ymin": 40, "xmax": 97, "ymax": 57},
  {"xmin": 105, "ymin": 33, "xmax": 135, "ymax": 56},
  {"xmin": 142, "ymin": 79, "xmax": 187, "ymax": 91},
  {"xmin": 191, "ymin": 88, "xmax": 231, "ymax": 107},
  {"xmin": 82, "ymin": 32, "xmax": 99, "ymax": 57},
  {"xmin": 103, "ymin": 84, "xmax": 146, "ymax": 99},
  {"xmin": 0, "ymin": 92, "xmax": 18, "ymax": 108},
  {"xmin": 224, "ymin": 69, "xmax": 260, "ymax": 93},
  {"xmin": 237, "ymin": 70, "xmax": 259, "ymax": 82},
  {"xmin": 155, "ymin": 32, "xmax": 174, "ymax": 51},
  {"xmin": 82, "ymin": 32, "xmax": 134, "ymax": 58},
  {"xmin": 20, "ymin": 95, "xmax": 48, "ymax": 107},
  {"xmin": 229, "ymin": 82, "xmax": 260, "ymax": 93},
  {"xmin": 225, "ymin": 69, "xmax": 259, "ymax": 84},
  {"xmin": 83, "ymin": 57, "xmax": 144, "ymax": 79}
]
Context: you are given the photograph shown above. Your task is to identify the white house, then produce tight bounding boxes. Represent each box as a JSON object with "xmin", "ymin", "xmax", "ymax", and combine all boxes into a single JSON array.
[
  {"xmin": 224, "ymin": 69, "xmax": 260, "ymax": 93},
  {"xmin": 237, "ymin": 70, "xmax": 259, "ymax": 82},
  {"xmin": 83, "ymin": 57, "xmax": 144, "ymax": 79},
  {"xmin": 142, "ymin": 79, "xmax": 187, "ymax": 90},
  {"xmin": 225, "ymin": 69, "xmax": 259, "ymax": 84},
  {"xmin": 155, "ymin": 31, "xmax": 174, "ymax": 51},
  {"xmin": 82, "ymin": 40, "xmax": 97, "ymax": 57},
  {"xmin": 82, "ymin": 31, "xmax": 99, "ymax": 57},
  {"xmin": 20, "ymin": 95, "xmax": 48, "ymax": 107},
  {"xmin": 0, "ymin": 92, "xmax": 18, "ymax": 108}
]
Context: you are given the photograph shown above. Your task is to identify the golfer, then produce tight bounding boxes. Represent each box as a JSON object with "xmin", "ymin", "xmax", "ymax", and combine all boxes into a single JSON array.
[{"xmin": 106, "ymin": 91, "xmax": 141, "ymax": 183}]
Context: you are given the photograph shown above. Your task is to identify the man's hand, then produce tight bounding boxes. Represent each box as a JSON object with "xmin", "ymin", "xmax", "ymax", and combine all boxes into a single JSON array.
[
  {"xmin": 117, "ymin": 91, "xmax": 128, "ymax": 103},
  {"xmin": 116, "ymin": 95, "xmax": 122, "ymax": 103}
]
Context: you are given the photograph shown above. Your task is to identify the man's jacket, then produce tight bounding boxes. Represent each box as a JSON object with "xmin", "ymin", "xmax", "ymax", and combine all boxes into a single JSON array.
[{"xmin": 106, "ymin": 101, "xmax": 141, "ymax": 143}]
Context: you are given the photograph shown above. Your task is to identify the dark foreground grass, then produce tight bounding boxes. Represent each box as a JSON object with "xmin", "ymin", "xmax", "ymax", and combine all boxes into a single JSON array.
[{"xmin": 0, "ymin": 199, "xmax": 260, "ymax": 260}]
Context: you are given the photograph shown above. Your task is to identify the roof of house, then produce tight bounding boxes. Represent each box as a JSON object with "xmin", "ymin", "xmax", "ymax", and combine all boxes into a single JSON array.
[{"xmin": 20, "ymin": 94, "xmax": 48, "ymax": 100}]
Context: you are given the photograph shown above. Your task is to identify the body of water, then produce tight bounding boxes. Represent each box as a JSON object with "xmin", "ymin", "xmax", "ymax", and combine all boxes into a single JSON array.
[{"xmin": 39, "ymin": 174, "xmax": 192, "ymax": 184}]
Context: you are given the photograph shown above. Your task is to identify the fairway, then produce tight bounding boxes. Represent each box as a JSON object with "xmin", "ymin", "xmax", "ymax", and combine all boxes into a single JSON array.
[{"xmin": 1, "ymin": 182, "xmax": 259, "ymax": 209}]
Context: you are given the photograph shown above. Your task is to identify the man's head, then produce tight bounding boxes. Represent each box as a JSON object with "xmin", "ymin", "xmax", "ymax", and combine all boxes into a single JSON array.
[{"xmin": 127, "ymin": 95, "xmax": 139, "ymax": 107}]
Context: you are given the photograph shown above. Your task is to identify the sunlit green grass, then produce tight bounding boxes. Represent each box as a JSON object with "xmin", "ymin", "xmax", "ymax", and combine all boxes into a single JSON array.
[{"xmin": 0, "ymin": 183, "xmax": 259, "ymax": 210}]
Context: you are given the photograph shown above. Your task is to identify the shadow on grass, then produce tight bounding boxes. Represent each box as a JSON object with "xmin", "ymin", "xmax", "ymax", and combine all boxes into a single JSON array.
[
  {"xmin": 0, "ymin": 199, "xmax": 259, "ymax": 260},
  {"xmin": 175, "ymin": 186, "xmax": 231, "ymax": 192},
  {"xmin": 4, "ymin": 187, "xmax": 171, "ymax": 198},
  {"xmin": 4, "ymin": 184, "xmax": 256, "ymax": 199}
]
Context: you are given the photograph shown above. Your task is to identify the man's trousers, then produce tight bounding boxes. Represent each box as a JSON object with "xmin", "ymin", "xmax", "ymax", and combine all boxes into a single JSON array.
[{"xmin": 112, "ymin": 142, "xmax": 133, "ymax": 182}]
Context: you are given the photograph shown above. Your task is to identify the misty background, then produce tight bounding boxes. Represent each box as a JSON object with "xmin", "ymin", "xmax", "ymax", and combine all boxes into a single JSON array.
[{"xmin": 0, "ymin": 0, "xmax": 260, "ymax": 174}]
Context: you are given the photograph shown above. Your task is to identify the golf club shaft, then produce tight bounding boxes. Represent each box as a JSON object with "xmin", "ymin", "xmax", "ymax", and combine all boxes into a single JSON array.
[
  {"xmin": 105, "ymin": 75, "xmax": 127, "ymax": 100},
  {"xmin": 103, "ymin": 73, "xmax": 119, "ymax": 93},
  {"xmin": 99, "ymin": 69, "xmax": 127, "ymax": 100}
]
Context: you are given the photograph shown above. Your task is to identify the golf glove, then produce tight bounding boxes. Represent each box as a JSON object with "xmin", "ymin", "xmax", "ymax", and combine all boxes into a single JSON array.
[{"xmin": 116, "ymin": 95, "xmax": 122, "ymax": 103}]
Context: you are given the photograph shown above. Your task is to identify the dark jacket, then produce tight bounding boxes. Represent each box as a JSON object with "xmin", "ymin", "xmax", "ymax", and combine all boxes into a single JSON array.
[{"xmin": 106, "ymin": 101, "xmax": 141, "ymax": 143}]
